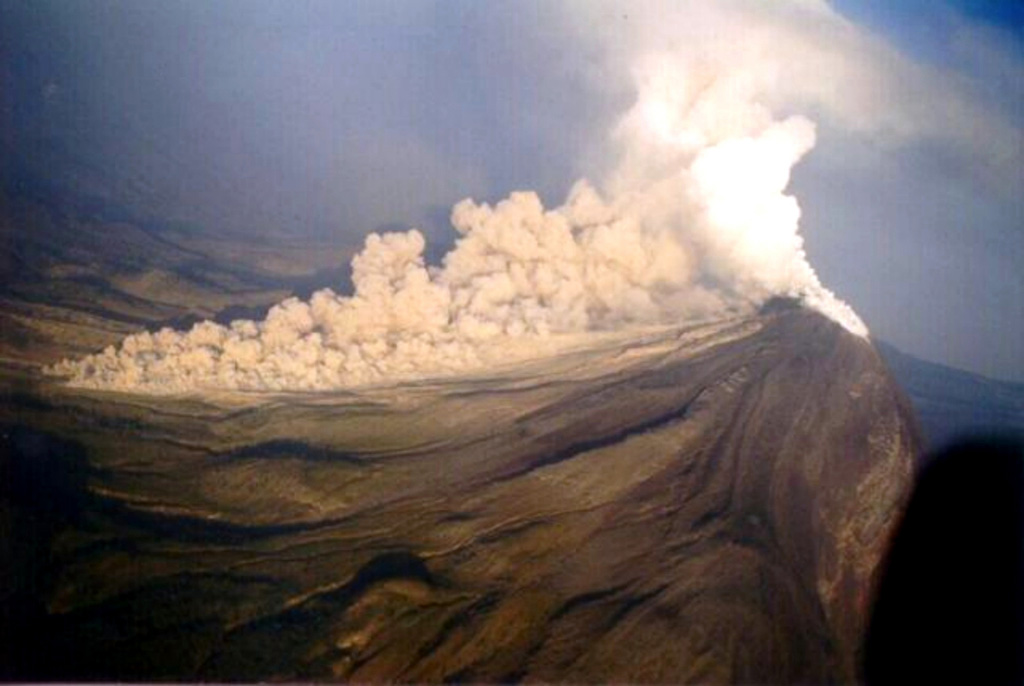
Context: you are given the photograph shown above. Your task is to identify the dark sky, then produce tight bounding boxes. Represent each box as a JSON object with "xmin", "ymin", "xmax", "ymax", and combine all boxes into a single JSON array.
[
  {"xmin": 1, "ymin": 0, "xmax": 1021, "ymax": 381},
  {"xmin": 2, "ymin": 1, "xmax": 612, "ymax": 240}
]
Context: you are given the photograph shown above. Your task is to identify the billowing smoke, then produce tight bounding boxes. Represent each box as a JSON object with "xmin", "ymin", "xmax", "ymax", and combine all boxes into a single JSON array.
[{"xmin": 48, "ymin": 6, "xmax": 870, "ymax": 393}]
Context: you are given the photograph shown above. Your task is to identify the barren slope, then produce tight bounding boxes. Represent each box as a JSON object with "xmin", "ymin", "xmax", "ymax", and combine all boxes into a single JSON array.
[{"xmin": 0, "ymin": 309, "xmax": 917, "ymax": 683}]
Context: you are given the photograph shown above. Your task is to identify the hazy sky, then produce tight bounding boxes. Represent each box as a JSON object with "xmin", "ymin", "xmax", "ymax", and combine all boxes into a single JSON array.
[{"xmin": 2, "ymin": 0, "xmax": 1022, "ymax": 381}]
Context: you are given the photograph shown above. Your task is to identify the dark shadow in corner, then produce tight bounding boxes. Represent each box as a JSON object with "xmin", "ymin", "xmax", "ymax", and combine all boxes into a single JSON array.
[
  {"xmin": 864, "ymin": 437, "xmax": 1024, "ymax": 685},
  {"xmin": 0, "ymin": 425, "xmax": 95, "ymax": 680}
]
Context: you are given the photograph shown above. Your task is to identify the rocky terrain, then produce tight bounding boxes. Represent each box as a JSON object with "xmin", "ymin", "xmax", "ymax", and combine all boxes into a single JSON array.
[{"xmin": 1, "ymin": 307, "xmax": 919, "ymax": 683}]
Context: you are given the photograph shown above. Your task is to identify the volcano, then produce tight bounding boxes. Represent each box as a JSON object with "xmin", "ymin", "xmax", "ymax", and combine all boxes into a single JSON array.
[{"xmin": 1, "ymin": 306, "xmax": 917, "ymax": 683}]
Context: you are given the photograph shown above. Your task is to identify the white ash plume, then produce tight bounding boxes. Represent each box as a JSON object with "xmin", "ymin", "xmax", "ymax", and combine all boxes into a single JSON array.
[{"xmin": 48, "ymin": 4, "xmax": 870, "ymax": 394}]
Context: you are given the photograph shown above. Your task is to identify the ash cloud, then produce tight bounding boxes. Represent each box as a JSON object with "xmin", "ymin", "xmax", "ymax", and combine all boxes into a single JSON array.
[{"xmin": 49, "ymin": 1, "xmax": 880, "ymax": 393}]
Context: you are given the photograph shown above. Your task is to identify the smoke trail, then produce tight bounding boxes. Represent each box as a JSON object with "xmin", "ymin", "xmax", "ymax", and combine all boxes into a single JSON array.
[{"xmin": 48, "ymin": 28, "xmax": 867, "ymax": 393}]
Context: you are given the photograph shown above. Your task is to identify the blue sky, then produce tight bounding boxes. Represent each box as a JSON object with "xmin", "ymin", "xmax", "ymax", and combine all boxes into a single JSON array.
[{"xmin": 835, "ymin": 0, "xmax": 1023, "ymax": 42}]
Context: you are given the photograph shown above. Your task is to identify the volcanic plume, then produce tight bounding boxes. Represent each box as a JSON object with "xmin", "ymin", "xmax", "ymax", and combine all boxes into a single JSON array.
[{"xmin": 48, "ymin": 12, "xmax": 868, "ymax": 394}]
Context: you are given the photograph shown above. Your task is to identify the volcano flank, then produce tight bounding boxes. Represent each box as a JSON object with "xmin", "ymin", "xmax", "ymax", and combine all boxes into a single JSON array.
[{"xmin": 1, "ymin": 307, "xmax": 918, "ymax": 683}]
